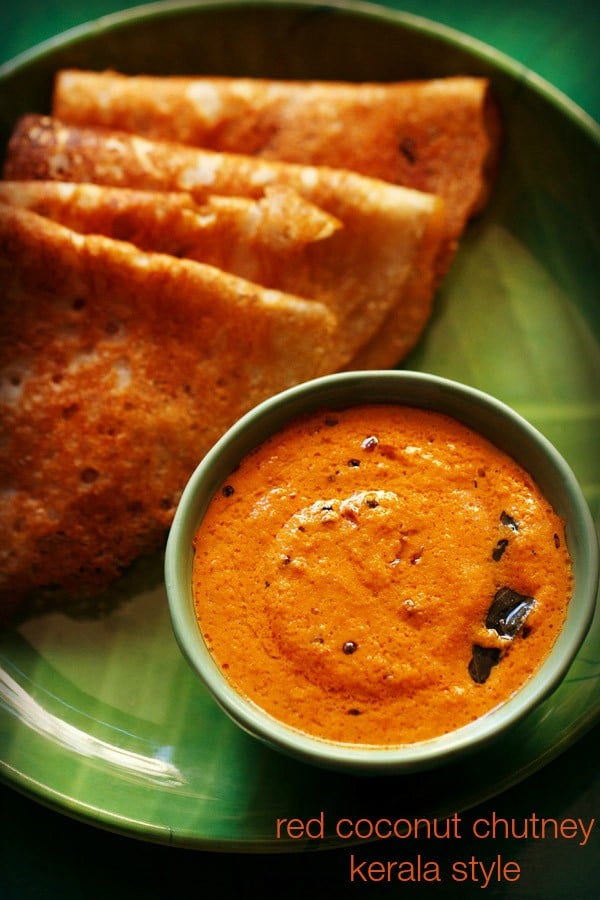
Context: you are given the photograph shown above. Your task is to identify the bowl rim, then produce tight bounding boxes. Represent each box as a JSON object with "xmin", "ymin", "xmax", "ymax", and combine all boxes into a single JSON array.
[{"xmin": 165, "ymin": 370, "xmax": 599, "ymax": 773}]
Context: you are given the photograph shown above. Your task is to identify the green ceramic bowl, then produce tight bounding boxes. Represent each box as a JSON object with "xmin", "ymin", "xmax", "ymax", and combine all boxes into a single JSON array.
[{"xmin": 165, "ymin": 370, "xmax": 599, "ymax": 774}]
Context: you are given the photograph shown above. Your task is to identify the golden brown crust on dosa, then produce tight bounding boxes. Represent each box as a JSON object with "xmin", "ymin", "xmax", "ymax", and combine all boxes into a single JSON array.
[
  {"xmin": 3, "ymin": 118, "xmax": 449, "ymax": 365},
  {"xmin": 0, "ymin": 180, "xmax": 341, "ymax": 253},
  {"xmin": 53, "ymin": 71, "xmax": 501, "ymax": 240},
  {"xmin": 0, "ymin": 202, "xmax": 336, "ymax": 609}
]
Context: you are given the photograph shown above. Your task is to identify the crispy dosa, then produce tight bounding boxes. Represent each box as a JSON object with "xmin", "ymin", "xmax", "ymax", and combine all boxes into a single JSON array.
[
  {"xmin": 4, "ymin": 116, "xmax": 449, "ymax": 366},
  {"xmin": 0, "ymin": 180, "xmax": 342, "ymax": 270},
  {"xmin": 52, "ymin": 71, "xmax": 501, "ymax": 240},
  {"xmin": 0, "ymin": 202, "xmax": 337, "ymax": 612}
]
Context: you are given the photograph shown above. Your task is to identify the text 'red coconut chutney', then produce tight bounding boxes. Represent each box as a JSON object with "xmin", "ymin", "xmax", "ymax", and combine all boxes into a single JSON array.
[{"xmin": 192, "ymin": 405, "xmax": 573, "ymax": 745}]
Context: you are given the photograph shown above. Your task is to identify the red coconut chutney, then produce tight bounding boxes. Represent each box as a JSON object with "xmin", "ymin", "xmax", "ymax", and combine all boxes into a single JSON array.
[{"xmin": 192, "ymin": 405, "xmax": 573, "ymax": 745}]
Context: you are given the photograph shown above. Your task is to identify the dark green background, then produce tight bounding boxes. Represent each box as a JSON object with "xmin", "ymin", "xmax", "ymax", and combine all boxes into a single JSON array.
[{"xmin": 1, "ymin": 2, "xmax": 598, "ymax": 898}]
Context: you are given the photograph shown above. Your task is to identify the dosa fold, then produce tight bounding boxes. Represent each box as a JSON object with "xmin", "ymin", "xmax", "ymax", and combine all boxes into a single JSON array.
[
  {"xmin": 0, "ymin": 202, "xmax": 336, "ymax": 610},
  {"xmin": 4, "ymin": 116, "xmax": 449, "ymax": 365},
  {"xmin": 0, "ymin": 180, "xmax": 344, "ymax": 283},
  {"xmin": 52, "ymin": 71, "xmax": 500, "ymax": 241}
]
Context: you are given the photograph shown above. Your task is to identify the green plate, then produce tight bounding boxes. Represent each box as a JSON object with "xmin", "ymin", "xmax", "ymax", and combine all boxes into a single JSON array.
[{"xmin": 0, "ymin": 0, "xmax": 598, "ymax": 851}]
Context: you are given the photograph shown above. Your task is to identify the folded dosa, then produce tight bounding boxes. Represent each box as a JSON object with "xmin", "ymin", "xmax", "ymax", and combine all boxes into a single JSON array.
[
  {"xmin": 4, "ymin": 116, "xmax": 449, "ymax": 366},
  {"xmin": 0, "ymin": 180, "xmax": 341, "ymax": 266},
  {"xmin": 52, "ymin": 72, "xmax": 500, "ymax": 241},
  {"xmin": 0, "ymin": 203, "xmax": 336, "ymax": 612}
]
